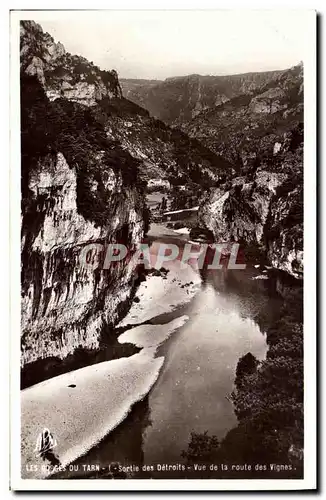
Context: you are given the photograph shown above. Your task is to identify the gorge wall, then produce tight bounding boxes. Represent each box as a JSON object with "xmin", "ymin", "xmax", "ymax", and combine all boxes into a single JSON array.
[
  {"xmin": 20, "ymin": 22, "xmax": 146, "ymax": 370},
  {"xmin": 196, "ymin": 66, "xmax": 303, "ymax": 278},
  {"xmin": 198, "ymin": 124, "xmax": 303, "ymax": 278}
]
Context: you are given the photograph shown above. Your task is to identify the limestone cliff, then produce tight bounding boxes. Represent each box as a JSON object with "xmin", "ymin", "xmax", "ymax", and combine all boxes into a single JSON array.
[
  {"xmin": 199, "ymin": 124, "xmax": 303, "ymax": 278},
  {"xmin": 20, "ymin": 24, "xmax": 145, "ymax": 371}
]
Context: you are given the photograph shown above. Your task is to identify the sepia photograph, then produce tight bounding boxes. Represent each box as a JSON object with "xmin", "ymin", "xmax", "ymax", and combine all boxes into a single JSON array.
[{"xmin": 10, "ymin": 8, "xmax": 316, "ymax": 491}]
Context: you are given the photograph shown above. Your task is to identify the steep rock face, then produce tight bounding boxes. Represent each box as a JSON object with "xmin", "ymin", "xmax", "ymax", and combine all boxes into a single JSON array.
[
  {"xmin": 20, "ymin": 24, "xmax": 145, "ymax": 368},
  {"xmin": 21, "ymin": 152, "xmax": 144, "ymax": 366},
  {"xmin": 266, "ymin": 183, "xmax": 303, "ymax": 277},
  {"xmin": 199, "ymin": 125, "xmax": 303, "ymax": 278},
  {"xmin": 200, "ymin": 171, "xmax": 286, "ymax": 245},
  {"xmin": 21, "ymin": 20, "xmax": 122, "ymax": 106}
]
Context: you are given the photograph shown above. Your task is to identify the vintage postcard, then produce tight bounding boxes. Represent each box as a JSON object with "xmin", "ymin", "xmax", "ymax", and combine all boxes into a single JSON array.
[{"xmin": 10, "ymin": 8, "xmax": 316, "ymax": 491}]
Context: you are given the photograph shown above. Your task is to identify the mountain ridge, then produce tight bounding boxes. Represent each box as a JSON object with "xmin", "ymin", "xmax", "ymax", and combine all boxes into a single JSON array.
[{"xmin": 120, "ymin": 64, "xmax": 302, "ymax": 126}]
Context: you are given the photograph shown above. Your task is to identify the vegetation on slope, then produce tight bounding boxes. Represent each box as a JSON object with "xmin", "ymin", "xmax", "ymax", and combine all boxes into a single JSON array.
[
  {"xmin": 21, "ymin": 73, "xmax": 144, "ymax": 227},
  {"xmin": 95, "ymin": 96, "xmax": 233, "ymax": 188}
]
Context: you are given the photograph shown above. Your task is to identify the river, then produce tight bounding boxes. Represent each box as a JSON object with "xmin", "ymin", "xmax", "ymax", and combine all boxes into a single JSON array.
[
  {"xmin": 55, "ymin": 222, "xmax": 282, "ymax": 479},
  {"xmin": 141, "ymin": 224, "xmax": 280, "ymax": 477}
]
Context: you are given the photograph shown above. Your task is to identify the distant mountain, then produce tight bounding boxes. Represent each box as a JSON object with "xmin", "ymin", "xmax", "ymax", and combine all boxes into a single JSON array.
[
  {"xmin": 120, "ymin": 78, "xmax": 163, "ymax": 108},
  {"xmin": 181, "ymin": 64, "xmax": 303, "ymax": 166},
  {"xmin": 120, "ymin": 69, "xmax": 295, "ymax": 126}
]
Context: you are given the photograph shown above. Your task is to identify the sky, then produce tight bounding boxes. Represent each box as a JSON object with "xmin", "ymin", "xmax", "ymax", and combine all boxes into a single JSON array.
[{"xmin": 36, "ymin": 10, "xmax": 308, "ymax": 80}]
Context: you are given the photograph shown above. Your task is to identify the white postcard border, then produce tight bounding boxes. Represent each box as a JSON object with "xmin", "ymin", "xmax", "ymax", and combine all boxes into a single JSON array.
[{"xmin": 10, "ymin": 7, "xmax": 317, "ymax": 492}]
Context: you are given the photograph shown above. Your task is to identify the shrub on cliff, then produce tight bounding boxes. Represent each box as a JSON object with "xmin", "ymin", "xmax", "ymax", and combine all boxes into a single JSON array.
[
  {"xmin": 20, "ymin": 73, "xmax": 56, "ymax": 196},
  {"xmin": 234, "ymin": 352, "xmax": 259, "ymax": 389}
]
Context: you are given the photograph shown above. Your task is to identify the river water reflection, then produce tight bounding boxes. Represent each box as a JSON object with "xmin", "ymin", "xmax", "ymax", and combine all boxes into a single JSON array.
[{"xmin": 141, "ymin": 243, "xmax": 282, "ymax": 473}]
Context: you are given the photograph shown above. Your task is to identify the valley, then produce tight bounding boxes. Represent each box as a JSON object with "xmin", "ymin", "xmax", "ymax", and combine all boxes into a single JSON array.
[{"xmin": 19, "ymin": 20, "xmax": 303, "ymax": 481}]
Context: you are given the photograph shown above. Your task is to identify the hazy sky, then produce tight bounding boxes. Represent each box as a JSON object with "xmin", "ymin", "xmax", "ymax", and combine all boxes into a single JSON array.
[{"xmin": 36, "ymin": 10, "xmax": 307, "ymax": 80}]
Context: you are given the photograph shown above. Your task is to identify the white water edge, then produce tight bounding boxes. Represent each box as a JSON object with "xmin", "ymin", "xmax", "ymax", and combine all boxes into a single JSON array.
[
  {"xmin": 119, "ymin": 315, "xmax": 189, "ymax": 349},
  {"xmin": 173, "ymin": 227, "xmax": 190, "ymax": 235},
  {"xmin": 21, "ymin": 350, "xmax": 164, "ymax": 479},
  {"xmin": 118, "ymin": 261, "xmax": 201, "ymax": 327},
  {"xmin": 21, "ymin": 261, "xmax": 197, "ymax": 479}
]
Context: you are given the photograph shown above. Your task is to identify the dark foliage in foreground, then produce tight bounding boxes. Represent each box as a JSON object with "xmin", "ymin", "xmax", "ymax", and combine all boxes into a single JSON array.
[{"xmin": 181, "ymin": 287, "xmax": 303, "ymax": 478}]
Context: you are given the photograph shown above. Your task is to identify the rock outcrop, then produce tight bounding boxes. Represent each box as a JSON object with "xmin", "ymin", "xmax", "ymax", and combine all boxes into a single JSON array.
[
  {"xmin": 199, "ymin": 124, "xmax": 303, "ymax": 278},
  {"xmin": 21, "ymin": 20, "xmax": 122, "ymax": 106}
]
